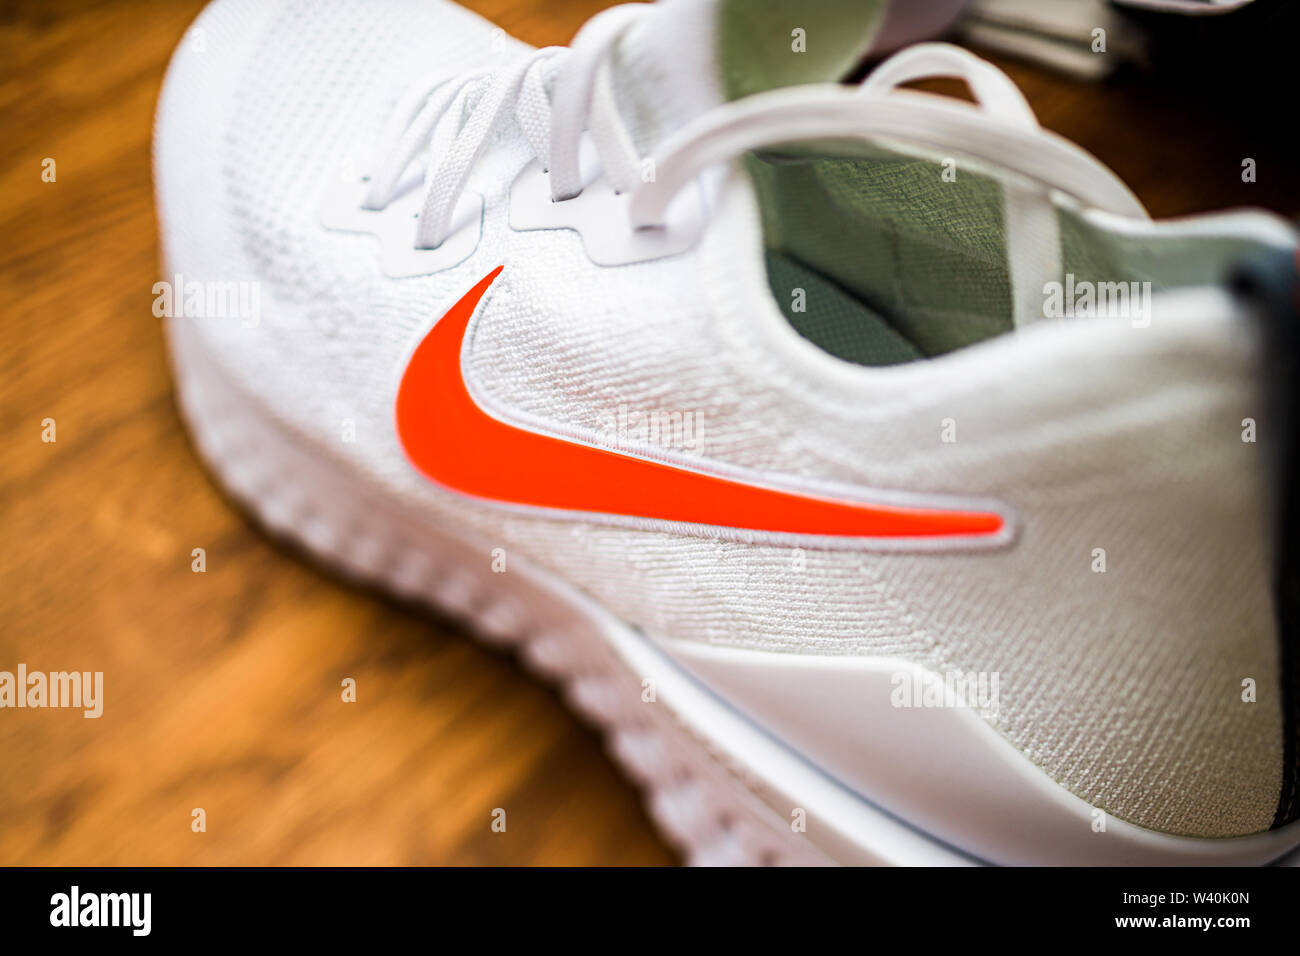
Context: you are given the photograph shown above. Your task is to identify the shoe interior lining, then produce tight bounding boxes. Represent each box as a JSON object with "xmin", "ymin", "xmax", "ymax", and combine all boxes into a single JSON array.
[{"xmin": 745, "ymin": 147, "xmax": 1283, "ymax": 367}]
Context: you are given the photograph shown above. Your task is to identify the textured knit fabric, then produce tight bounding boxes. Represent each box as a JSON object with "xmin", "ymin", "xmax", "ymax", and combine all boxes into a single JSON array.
[
  {"xmin": 765, "ymin": 249, "xmax": 922, "ymax": 366},
  {"xmin": 716, "ymin": 0, "xmax": 887, "ymax": 99},
  {"xmin": 156, "ymin": 0, "xmax": 1296, "ymax": 837}
]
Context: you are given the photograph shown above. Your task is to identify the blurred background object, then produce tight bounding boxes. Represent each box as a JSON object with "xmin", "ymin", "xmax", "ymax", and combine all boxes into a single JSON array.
[
  {"xmin": 958, "ymin": 0, "xmax": 1141, "ymax": 78},
  {"xmin": 0, "ymin": 0, "xmax": 1295, "ymax": 866},
  {"xmin": 957, "ymin": 0, "xmax": 1297, "ymax": 86}
]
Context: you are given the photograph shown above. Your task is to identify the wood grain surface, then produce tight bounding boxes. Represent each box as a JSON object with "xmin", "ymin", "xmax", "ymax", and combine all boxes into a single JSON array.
[{"xmin": 1, "ymin": 0, "xmax": 1294, "ymax": 866}]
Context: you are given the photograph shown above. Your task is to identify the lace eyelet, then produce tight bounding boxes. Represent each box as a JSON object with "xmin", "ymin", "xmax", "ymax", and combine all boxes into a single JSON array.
[
  {"xmin": 319, "ymin": 170, "xmax": 483, "ymax": 277},
  {"xmin": 510, "ymin": 159, "xmax": 703, "ymax": 266}
]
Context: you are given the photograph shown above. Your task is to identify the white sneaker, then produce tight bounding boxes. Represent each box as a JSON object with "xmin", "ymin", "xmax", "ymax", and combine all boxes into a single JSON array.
[{"xmin": 155, "ymin": 0, "xmax": 1300, "ymax": 865}]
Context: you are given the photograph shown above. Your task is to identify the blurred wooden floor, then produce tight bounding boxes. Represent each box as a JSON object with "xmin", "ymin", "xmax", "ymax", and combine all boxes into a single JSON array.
[{"xmin": 1, "ymin": 0, "xmax": 1295, "ymax": 866}]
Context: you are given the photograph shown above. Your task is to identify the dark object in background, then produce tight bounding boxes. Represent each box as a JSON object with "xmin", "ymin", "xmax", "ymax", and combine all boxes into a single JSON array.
[
  {"xmin": 1231, "ymin": 240, "xmax": 1300, "ymax": 830},
  {"xmin": 958, "ymin": 0, "xmax": 1297, "ymax": 95},
  {"xmin": 1120, "ymin": 0, "xmax": 1297, "ymax": 91}
]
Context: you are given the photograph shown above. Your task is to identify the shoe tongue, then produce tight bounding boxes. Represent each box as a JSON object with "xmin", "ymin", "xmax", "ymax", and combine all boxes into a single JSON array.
[{"xmin": 613, "ymin": 0, "xmax": 897, "ymax": 149}]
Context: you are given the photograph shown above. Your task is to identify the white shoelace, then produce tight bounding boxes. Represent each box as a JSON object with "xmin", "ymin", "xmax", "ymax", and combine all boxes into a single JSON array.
[
  {"xmin": 364, "ymin": 17, "xmax": 1145, "ymax": 293},
  {"xmin": 364, "ymin": 3, "xmax": 648, "ymax": 250}
]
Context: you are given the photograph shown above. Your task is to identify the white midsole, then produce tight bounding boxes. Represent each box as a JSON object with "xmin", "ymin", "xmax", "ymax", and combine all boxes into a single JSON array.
[
  {"xmin": 664, "ymin": 640, "xmax": 1300, "ymax": 865},
  {"xmin": 166, "ymin": 313, "xmax": 1300, "ymax": 866}
]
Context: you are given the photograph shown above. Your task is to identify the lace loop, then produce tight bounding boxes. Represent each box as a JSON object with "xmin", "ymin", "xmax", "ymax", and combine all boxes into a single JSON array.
[
  {"xmin": 365, "ymin": 3, "xmax": 648, "ymax": 250},
  {"xmin": 545, "ymin": 3, "xmax": 646, "ymax": 202}
]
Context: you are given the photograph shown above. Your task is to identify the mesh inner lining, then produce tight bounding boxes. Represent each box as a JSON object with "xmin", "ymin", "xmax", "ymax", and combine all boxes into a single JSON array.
[{"xmin": 747, "ymin": 147, "xmax": 1281, "ymax": 367}]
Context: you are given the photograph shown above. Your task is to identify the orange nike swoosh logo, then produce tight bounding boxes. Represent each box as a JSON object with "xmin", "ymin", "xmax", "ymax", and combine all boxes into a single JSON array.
[{"xmin": 396, "ymin": 267, "xmax": 1008, "ymax": 543}]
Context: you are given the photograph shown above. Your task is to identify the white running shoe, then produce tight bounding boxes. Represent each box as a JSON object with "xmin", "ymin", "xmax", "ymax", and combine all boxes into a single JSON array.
[{"xmin": 155, "ymin": 0, "xmax": 1300, "ymax": 865}]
